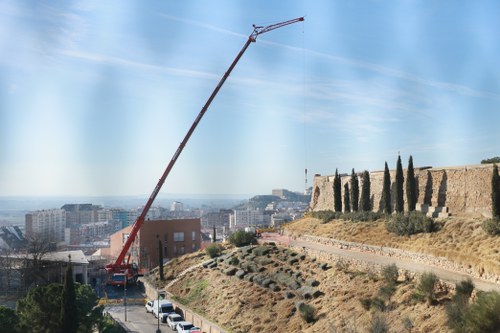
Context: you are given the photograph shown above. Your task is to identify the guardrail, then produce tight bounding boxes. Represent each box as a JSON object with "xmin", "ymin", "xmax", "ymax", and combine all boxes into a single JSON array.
[{"xmin": 98, "ymin": 297, "xmax": 147, "ymax": 306}]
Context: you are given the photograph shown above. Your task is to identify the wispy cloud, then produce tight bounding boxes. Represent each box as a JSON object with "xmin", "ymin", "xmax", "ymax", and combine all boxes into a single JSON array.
[
  {"xmin": 157, "ymin": 13, "xmax": 248, "ymax": 39},
  {"xmin": 58, "ymin": 49, "xmax": 220, "ymax": 80},
  {"xmin": 156, "ymin": 14, "xmax": 500, "ymax": 101},
  {"xmin": 279, "ymin": 43, "xmax": 500, "ymax": 101},
  {"xmin": 211, "ymin": 25, "xmax": 498, "ymax": 103}
]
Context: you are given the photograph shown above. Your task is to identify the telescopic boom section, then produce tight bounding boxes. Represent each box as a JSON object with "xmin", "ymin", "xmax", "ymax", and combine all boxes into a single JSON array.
[{"xmin": 106, "ymin": 16, "xmax": 304, "ymax": 273}]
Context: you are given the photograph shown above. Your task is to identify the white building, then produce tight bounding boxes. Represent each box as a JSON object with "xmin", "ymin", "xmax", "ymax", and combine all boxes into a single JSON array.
[
  {"xmin": 25, "ymin": 209, "xmax": 66, "ymax": 243},
  {"xmin": 171, "ymin": 201, "xmax": 184, "ymax": 212},
  {"xmin": 229, "ymin": 209, "xmax": 271, "ymax": 230}
]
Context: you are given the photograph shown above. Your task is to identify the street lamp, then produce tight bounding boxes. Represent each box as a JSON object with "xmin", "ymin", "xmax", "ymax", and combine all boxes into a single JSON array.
[
  {"xmin": 156, "ymin": 233, "xmax": 162, "ymax": 333},
  {"xmin": 156, "ymin": 290, "xmax": 161, "ymax": 333},
  {"xmin": 124, "ymin": 270, "xmax": 127, "ymax": 322}
]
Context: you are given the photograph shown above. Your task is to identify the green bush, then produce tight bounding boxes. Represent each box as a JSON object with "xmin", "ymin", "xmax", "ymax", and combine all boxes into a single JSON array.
[
  {"xmin": 482, "ymin": 218, "xmax": 500, "ymax": 235},
  {"xmin": 456, "ymin": 278, "xmax": 474, "ymax": 298},
  {"xmin": 309, "ymin": 210, "xmax": 341, "ymax": 223},
  {"xmin": 360, "ymin": 298, "xmax": 372, "ymax": 311},
  {"xmin": 228, "ymin": 230, "xmax": 256, "ymax": 247},
  {"xmin": 0, "ymin": 306, "xmax": 20, "ymax": 333},
  {"xmin": 446, "ymin": 279, "xmax": 476, "ymax": 333},
  {"xmin": 297, "ymin": 303, "xmax": 316, "ymax": 323},
  {"xmin": 370, "ymin": 297, "xmax": 386, "ymax": 311},
  {"xmin": 341, "ymin": 211, "xmax": 385, "ymax": 222},
  {"xmin": 462, "ymin": 291, "xmax": 500, "ymax": 333},
  {"xmin": 414, "ymin": 272, "xmax": 438, "ymax": 304},
  {"xmin": 381, "ymin": 264, "xmax": 399, "ymax": 286},
  {"xmin": 379, "ymin": 283, "xmax": 396, "ymax": 300},
  {"xmin": 205, "ymin": 244, "xmax": 223, "ymax": 258},
  {"xmin": 386, "ymin": 212, "xmax": 438, "ymax": 236},
  {"xmin": 228, "ymin": 256, "xmax": 239, "ymax": 266},
  {"xmin": 310, "ymin": 210, "xmax": 386, "ymax": 223}
]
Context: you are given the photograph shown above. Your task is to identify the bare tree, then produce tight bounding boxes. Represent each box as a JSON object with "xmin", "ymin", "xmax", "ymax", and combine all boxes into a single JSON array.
[{"xmin": 21, "ymin": 234, "xmax": 55, "ymax": 288}]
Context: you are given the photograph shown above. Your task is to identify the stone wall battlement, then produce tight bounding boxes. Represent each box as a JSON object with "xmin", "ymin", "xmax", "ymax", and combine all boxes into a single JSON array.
[{"xmin": 311, "ymin": 164, "xmax": 495, "ymax": 217}]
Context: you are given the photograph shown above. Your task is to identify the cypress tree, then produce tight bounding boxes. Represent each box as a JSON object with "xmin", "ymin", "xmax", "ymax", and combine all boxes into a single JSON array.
[
  {"xmin": 406, "ymin": 155, "xmax": 417, "ymax": 212},
  {"xmin": 334, "ymin": 169, "xmax": 342, "ymax": 212},
  {"xmin": 395, "ymin": 155, "xmax": 405, "ymax": 213},
  {"xmin": 360, "ymin": 170, "xmax": 371, "ymax": 212},
  {"xmin": 60, "ymin": 255, "xmax": 78, "ymax": 333},
  {"xmin": 381, "ymin": 162, "xmax": 392, "ymax": 214},
  {"xmin": 351, "ymin": 169, "xmax": 359, "ymax": 212},
  {"xmin": 344, "ymin": 182, "xmax": 351, "ymax": 213},
  {"xmin": 492, "ymin": 164, "xmax": 500, "ymax": 219},
  {"xmin": 158, "ymin": 238, "xmax": 164, "ymax": 281}
]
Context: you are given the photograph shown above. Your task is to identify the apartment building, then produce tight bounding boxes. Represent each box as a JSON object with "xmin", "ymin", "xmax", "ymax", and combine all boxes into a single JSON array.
[
  {"xmin": 229, "ymin": 209, "xmax": 271, "ymax": 230},
  {"xmin": 25, "ymin": 209, "xmax": 66, "ymax": 243},
  {"xmin": 106, "ymin": 218, "xmax": 201, "ymax": 272}
]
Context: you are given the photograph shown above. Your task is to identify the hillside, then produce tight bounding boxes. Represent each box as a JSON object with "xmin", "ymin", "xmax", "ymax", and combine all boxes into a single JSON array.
[
  {"xmin": 154, "ymin": 244, "xmax": 454, "ymax": 332},
  {"xmin": 284, "ymin": 215, "xmax": 500, "ymax": 279},
  {"xmin": 149, "ymin": 215, "xmax": 500, "ymax": 332}
]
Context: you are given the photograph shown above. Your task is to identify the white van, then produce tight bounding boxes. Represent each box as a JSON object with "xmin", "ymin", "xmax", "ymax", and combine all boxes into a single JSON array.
[{"xmin": 152, "ymin": 299, "xmax": 176, "ymax": 322}]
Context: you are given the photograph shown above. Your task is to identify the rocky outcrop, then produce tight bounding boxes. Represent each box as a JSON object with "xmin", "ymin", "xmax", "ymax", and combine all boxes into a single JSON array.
[{"xmin": 203, "ymin": 244, "xmax": 323, "ymax": 299}]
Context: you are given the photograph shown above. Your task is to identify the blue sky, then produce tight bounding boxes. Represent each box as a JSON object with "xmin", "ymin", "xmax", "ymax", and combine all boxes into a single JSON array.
[{"xmin": 1, "ymin": 1, "xmax": 499, "ymax": 197}]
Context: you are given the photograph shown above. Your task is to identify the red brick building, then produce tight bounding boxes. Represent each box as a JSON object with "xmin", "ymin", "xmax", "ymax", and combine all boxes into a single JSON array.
[{"xmin": 106, "ymin": 218, "xmax": 201, "ymax": 272}]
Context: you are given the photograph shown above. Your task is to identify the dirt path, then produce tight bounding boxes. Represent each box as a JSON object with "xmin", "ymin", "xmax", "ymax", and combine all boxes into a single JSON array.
[{"xmin": 261, "ymin": 233, "xmax": 500, "ymax": 292}]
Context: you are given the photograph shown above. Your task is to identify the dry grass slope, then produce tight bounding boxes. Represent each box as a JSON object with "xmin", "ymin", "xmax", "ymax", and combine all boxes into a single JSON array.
[
  {"xmin": 285, "ymin": 216, "xmax": 500, "ymax": 277},
  {"xmin": 159, "ymin": 244, "xmax": 454, "ymax": 333}
]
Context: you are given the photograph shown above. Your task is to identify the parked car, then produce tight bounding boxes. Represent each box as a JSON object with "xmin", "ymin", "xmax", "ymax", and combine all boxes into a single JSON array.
[
  {"xmin": 175, "ymin": 321, "xmax": 201, "ymax": 333},
  {"xmin": 145, "ymin": 300, "xmax": 154, "ymax": 313},
  {"xmin": 166, "ymin": 313, "xmax": 184, "ymax": 330},
  {"xmin": 152, "ymin": 300, "xmax": 176, "ymax": 322}
]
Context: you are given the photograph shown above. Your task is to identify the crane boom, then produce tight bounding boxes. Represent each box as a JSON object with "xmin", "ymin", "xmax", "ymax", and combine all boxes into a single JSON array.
[{"xmin": 105, "ymin": 16, "xmax": 304, "ymax": 278}]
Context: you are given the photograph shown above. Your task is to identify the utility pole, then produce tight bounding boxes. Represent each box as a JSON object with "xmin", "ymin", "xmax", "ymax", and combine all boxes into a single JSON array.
[{"xmin": 124, "ymin": 270, "xmax": 127, "ymax": 321}]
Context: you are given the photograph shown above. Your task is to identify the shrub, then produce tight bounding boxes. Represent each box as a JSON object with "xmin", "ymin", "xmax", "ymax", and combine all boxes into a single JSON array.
[
  {"xmin": 228, "ymin": 230, "xmax": 256, "ymax": 247},
  {"xmin": 370, "ymin": 313, "xmax": 388, "ymax": 333},
  {"xmin": 402, "ymin": 316, "xmax": 414, "ymax": 333},
  {"xmin": 482, "ymin": 218, "xmax": 500, "ymax": 235},
  {"xmin": 297, "ymin": 302, "xmax": 316, "ymax": 323},
  {"xmin": 446, "ymin": 279, "xmax": 474, "ymax": 332},
  {"xmin": 205, "ymin": 244, "xmax": 223, "ymax": 258},
  {"xmin": 309, "ymin": 210, "xmax": 341, "ymax": 223},
  {"xmin": 415, "ymin": 272, "xmax": 438, "ymax": 304},
  {"xmin": 456, "ymin": 278, "xmax": 474, "ymax": 298},
  {"xmin": 228, "ymin": 257, "xmax": 239, "ymax": 266},
  {"xmin": 379, "ymin": 284, "xmax": 396, "ymax": 300},
  {"xmin": 370, "ymin": 297, "xmax": 386, "ymax": 311},
  {"xmin": 381, "ymin": 264, "xmax": 399, "ymax": 286},
  {"xmin": 386, "ymin": 211, "xmax": 438, "ymax": 236},
  {"xmin": 463, "ymin": 291, "xmax": 500, "ymax": 333},
  {"xmin": 341, "ymin": 211, "xmax": 385, "ymax": 222},
  {"xmin": 360, "ymin": 297, "xmax": 372, "ymax": 311}
]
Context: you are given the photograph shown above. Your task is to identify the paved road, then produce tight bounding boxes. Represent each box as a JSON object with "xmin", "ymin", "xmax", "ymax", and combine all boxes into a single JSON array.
[
  {"xmin": 262, "ymin": 233, "xmax": 500, "ymax": 292},
  {"xmin": 106, "ymin": 304, "xmax": 175, "ymax": 333}
]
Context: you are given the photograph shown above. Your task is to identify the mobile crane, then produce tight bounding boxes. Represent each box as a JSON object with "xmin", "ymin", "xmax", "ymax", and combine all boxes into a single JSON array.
[{"xmin": 105, "ymin": 16, "xmax": 304, "ymax": 286}]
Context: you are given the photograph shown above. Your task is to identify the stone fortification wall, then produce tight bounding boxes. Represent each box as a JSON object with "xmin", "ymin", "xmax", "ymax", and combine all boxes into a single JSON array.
[{"xmin": 311, "ymin": 164, "xmax": 494, "ymax": 217}]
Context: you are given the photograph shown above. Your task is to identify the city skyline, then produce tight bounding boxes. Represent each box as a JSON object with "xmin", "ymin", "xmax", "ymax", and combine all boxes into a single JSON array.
[{"xmin": 1, "ymin": 1, "xmax": 500, "ymax": 196}]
